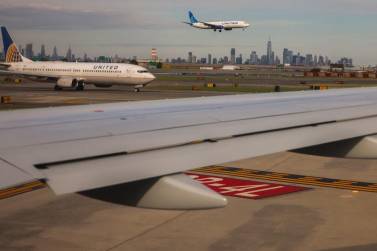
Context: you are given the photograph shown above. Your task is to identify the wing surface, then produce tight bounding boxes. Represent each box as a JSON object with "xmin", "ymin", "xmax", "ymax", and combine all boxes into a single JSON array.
[
  {"xmin": 202, "ymin": 22, "xmax": 224, "ymax": 29},
  {"xmin": 2, "ymin": 88, "xmax": 377, "ymax": 193}
]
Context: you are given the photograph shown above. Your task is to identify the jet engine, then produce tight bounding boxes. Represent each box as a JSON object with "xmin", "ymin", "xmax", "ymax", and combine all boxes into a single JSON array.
[
  {"xmin": 56, "ymin": 78, "xmax": 77, "ymax": 88},
  {"xmin": 55, "ymin": 78, "xmax": 85, "ymax": 91}
]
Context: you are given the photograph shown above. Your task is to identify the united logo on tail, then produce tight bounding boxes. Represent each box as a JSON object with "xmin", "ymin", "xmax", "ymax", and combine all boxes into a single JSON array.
[
  {"xmin": 5, "ymin": 43, "xmax": 22, "ymax": 63},
  {"xmin": 1, "ymin": 26, "xmax": 23, "ymax": 63}
]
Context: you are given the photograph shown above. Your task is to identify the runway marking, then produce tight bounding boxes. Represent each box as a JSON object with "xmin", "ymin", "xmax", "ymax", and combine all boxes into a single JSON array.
[
  {"xmin": 187, "ymin": 173, "xmax": 310, "ymax": 200},
  {"xmin": 0, "ymin": 181, "xmax": 46, "ymax": 200},
  {"xmin": 193, "ymin": 166, "xmax": 377, "ymax": 193}
]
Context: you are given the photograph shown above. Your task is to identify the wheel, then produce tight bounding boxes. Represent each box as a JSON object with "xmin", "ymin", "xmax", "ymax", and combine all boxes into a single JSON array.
[
  {"xmin": 134, "ymin": 88, "xmax": 140, "ymax": 92},
  {"xmin": 75, "ymin": 81, "xmax": 85, "ymax": 91},
  {"xmin": 219, "ymin": 30, "xmax": 222, "ymax": 32},
  {"xmin": 214, "ymin": 29, "xmax": 216, "ymax": 32},
  {"xmin": 54, "ymin": 85, "xmax": 62, "ymax": 91}
]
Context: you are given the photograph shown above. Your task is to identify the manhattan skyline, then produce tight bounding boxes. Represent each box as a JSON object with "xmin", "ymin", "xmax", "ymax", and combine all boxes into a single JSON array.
[{"xmin": 0, "ymin": 0, "xmax": 376, "ymax": 65}]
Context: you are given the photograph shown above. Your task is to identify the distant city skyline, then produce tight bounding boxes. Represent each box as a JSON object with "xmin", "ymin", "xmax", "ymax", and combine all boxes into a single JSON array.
[
  {"xmin": 10, "ymin": 38, "xmax": 353, "ymax": 68},
  {"xmin": 0, "ymin": 0, "xmax": 376, "ymax": 65}
]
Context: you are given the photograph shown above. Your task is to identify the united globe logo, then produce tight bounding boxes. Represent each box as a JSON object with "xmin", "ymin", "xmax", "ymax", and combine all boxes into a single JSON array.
[{"xmin": 6, "ymin": 43, "xmax": 22, "ymax": 62}]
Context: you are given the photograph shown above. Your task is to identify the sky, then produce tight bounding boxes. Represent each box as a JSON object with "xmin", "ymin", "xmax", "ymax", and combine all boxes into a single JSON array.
[{"xmin": 0, "ymin": 0, "xmax": 377, "ymax": 65}]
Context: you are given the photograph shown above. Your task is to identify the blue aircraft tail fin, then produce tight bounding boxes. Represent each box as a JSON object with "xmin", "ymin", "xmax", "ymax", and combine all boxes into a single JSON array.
[
  {"xmin": 1, "ymin": 26, "xmax": 25, "ymax": 63},
  {"xmin": 188, "ymin": 11, "xmax": 198, "ymax": 24}
]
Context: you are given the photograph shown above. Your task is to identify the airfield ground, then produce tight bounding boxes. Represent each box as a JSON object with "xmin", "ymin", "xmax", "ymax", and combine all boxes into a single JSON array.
[{"xmin": 1, "ymin": 75, "xmax": 377, "ymax": 251}]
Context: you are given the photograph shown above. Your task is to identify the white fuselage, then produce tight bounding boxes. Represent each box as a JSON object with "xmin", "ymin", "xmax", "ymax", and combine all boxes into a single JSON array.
[
  {"xmin": 7, "ymin": 61, "xmax": 156, "ymax": 86},
  {"xmin": 192, "ymin": 20, "xmax": 250, "ymax": 30}
]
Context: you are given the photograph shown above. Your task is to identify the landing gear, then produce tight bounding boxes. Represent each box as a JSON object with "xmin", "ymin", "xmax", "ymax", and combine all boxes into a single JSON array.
[
  {"xmin": 134, "ymin": 84, "xmax": 144, "ymax": 92},
  {"xmin": 214, "ymin": 29, "xmax": 217, "ymax": 32},
  {"xmin": 219, "ymin": 30, "xmax": 222, "ymax": 32},
  {"xmin": 75, "ymin": 81, "xmax": 85, "ymax": 91}
]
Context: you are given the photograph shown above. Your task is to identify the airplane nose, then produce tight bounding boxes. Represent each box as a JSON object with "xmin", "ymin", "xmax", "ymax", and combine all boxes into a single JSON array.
[
  {"xmin": 145, "ymin": 73, "xmax": 156, "ymax": 83},
  {"xmin": 149, "ymin": 73, "xmax": 156, "ymax": 80}
]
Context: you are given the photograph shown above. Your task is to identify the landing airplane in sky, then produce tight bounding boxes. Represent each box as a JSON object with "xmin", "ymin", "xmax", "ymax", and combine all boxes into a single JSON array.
[
  {"xmin": 183, "ymin": 11, "xmax": 250, "ymax": 32},
  {"xmin": 2, "ymin": 87, "xmax": 377, "ymax": 210},
  {"xmin": 0, "ymin": 27, "xmax": 155, "ymax": 92}
]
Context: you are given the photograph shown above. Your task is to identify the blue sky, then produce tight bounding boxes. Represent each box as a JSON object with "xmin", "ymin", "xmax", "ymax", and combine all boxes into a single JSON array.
[{"xmin": 1, "ymin": 0, "xmax": 376, "ymax": 65}]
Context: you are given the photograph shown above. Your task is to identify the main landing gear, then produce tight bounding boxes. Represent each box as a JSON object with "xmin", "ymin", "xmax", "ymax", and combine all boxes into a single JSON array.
[
  {"xmin": 134, "ymin": 84, "xmax": 144, "ymax": 92},
  {"xmin": 75, "ymin": 81, "xmax": 85, "ymax": 91}
]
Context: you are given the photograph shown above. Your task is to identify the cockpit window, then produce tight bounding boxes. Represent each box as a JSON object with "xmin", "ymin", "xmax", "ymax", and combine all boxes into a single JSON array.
[{"xmin": 137, "ymin": 70, "xmax": 149, "ymax": 73}]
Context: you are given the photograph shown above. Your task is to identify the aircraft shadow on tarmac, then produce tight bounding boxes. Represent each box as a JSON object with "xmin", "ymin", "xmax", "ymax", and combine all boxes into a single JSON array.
[{"xmin": 79, "ymin": 177, "xmax": 159, "ymax": 207}]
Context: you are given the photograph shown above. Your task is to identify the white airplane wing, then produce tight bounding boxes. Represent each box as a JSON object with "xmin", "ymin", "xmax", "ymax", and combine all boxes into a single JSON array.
[
  {"xmin": 0, "ymin": 69, "xmax": 58, "ymax": 80},
  {"xmin": 202, "ymin": 22, "xmax": 224, "ymax": 29},
  {"xmin": 2, "ymin": 87, "xmax": 377, "ymax": 208}
]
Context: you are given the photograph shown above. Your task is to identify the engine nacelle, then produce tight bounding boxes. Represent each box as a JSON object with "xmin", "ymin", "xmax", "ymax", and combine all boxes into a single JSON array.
[{"xmin": 57, "ymin": 78, "xmax": 77, "ymax": 88}]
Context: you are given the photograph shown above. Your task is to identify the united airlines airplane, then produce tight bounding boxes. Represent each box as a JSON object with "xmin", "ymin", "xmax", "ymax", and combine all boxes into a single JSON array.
[
  {"xmin": 183, "ymin": 11, "xmax": 250, "ymax": 32},
  {"xmin": 0, "ymin": 27, "xmax": 155, "ymax": 92}
]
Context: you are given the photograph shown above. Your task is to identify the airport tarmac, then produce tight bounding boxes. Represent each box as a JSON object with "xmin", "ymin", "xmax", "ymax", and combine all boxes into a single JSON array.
[
  {"xmin": 1, "ymin": 82, "xmax": 377, "ymax": 251},
  {"xmin": 0, "ymin": 82, "xmax": 228, "ymax": 110}
]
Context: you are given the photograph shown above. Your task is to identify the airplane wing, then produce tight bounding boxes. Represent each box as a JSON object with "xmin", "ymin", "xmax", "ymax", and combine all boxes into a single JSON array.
[
  {"xmin": 202, "ymin": 22, "xmax": 224, "ymax": 29},
  {"xmin": 2, "ymin": 87, "xmax": 377, "ymax": 207},
  {"xmin": 0, "ymin": 69, "xmax": 59, "ymax": 81}
]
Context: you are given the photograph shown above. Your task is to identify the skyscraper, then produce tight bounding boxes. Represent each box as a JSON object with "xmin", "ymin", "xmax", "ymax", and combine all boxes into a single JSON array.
[
  {"xmin": 267, "ymin": 38, "xmax": 272, "ymax": 65},
  {"xmin": 224, "ymin": 56, "xmax": 229, "ymax": 64},
  {"xmin": 250, "ymin": 51, "xmax": 258, "ymax": 65},
  {"xmin": 236, "ymin": 54, "xmax": 243, "ymax": 64},
  {"xmin": 305, "ymin": 54, "xmax": 313, "ymax": 66},
  {"xmin": 25, "ymin": 43, "xmax": 33, "ymax": 59},
  {"xmin": 52, "ymin": 46, "xmax": 58, "ymax": 60},
  {"xmin": 66, "ymin": 46, "xmax": 72, "ymax": 62},
  {"xmin": 40, "ymin": 44, "xmax": 46, "ymax": 59},
  {"xmin": 230, "ymin": 48, "xmax": 236, "ymax": 64},
  {"xmin": 283, "ymin": 48, "xmax": 289, "ymax": 65},
  {"xmin": 188, "ymin": 52, "xmax": 193, "ymax": 64}
]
